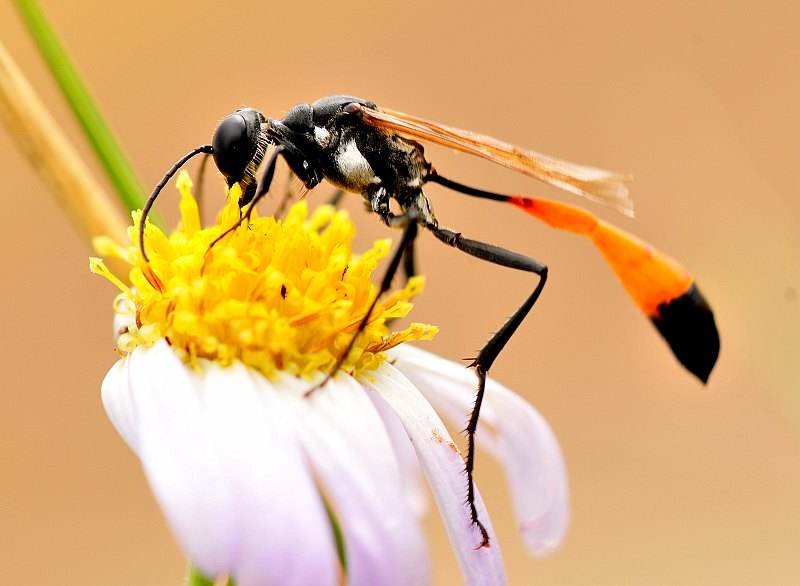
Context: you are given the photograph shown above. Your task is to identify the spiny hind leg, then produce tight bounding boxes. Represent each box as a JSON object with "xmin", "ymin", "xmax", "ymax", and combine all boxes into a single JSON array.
[{"xmin": 426, "ymin": 223, "xmax": 548, "ymax": 548}]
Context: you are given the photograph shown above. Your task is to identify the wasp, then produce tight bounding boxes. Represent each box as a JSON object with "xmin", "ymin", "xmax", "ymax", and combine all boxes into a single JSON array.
[{"xmin": 139, "ymin": 95, "xmax": 720, "ymax": 547}]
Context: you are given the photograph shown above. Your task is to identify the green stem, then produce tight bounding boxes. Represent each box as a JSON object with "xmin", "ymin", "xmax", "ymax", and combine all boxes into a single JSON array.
[
  {"xmin": 15, "ymin": 0, "xmax": 147, "ymax": 214},
  {"xmin": 323, "ymin": 498, "xmax": 348, "ymax": 572},
  {"xmin": 185, "ymin": 565, "xmax": 215, "ymax": 586}
]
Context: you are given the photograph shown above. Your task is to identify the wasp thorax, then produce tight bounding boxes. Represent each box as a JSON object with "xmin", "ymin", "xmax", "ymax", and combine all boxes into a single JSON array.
[{"xmin": 212, "ymin": 109, "xmax": 263, "ymax": 181}]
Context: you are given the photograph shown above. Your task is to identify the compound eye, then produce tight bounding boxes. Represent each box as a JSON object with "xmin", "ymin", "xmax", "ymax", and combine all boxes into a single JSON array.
[{"xmin": 212, "ymin": 113, "xmax": 255, "ymax": 180}]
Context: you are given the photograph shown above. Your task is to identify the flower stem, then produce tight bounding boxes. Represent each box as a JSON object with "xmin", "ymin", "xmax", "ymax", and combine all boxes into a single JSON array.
[
  {"xmin": 185, "ymin": 565, "xmax": 214, "ymax": 586},
  {"xmin": 14, "ymin": 0, "xmax": 147, "ymax": 214},
  {"xmin": 323, "ymin": 498, "xmax": 348, "ymax": 572},
  {"xmin": 0, "ymin": 40, "xmax": 128, "ymax": 244}
]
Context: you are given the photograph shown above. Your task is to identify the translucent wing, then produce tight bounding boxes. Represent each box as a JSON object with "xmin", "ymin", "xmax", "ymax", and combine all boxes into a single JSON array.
[{"xmin": 353, "ymin": 104, "xmax": 634, "ymax": 217}]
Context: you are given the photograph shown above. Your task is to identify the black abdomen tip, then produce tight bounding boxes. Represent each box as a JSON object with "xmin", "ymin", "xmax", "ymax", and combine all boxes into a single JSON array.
[{"xmin": 651, "ymin": 283, "xmax": 720, "ymax": 383}]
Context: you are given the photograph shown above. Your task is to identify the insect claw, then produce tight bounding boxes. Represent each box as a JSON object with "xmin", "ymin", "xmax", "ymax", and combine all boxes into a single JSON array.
[
  {"xmin": 463, "ymin": 499, "xmax": 491, "ymax": 548},
  {"xmin": 473, "ymin": 523, "xmax": 491, "ymax": 550}
]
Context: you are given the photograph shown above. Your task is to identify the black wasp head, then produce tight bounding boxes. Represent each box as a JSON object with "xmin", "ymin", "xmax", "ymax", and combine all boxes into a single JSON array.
[{"xmin": 212, "ymin": 108, "xmax": 265, "ymax": 183}]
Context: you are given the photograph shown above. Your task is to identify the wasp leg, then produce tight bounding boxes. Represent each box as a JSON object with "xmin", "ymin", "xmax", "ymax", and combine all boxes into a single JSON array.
[
  {"xmin": 369, "ymin": 185, "xmax": 392, "ymax": 220},
  {"xmin": 383, "ymin": 219, "xmax": 418, "ymax": 328},
  {"xmin": 308, "ymin": 210, "xmax": 420, "ymax": 395},
  {"xmin": 426, "ymin": 223, "xmax": 548, "ymax": 549},
  {"xmin": 371, "ymin": 185, "xmax": 419, "ymax": 278},
  {"xmin": 402, "ymin": 236, "xmax": 417, "ymax": 281},
  {"xmin": 273, "ymin": 169, "xmax": 296, "ymax": 220},
  {"xmin": 207, "ymin": 146, "xmax": 284, "ymax": 251},
  {"xmin": 380, "ymin": 222, "xmax": 418, "ymax": 330},
  {"xmin": 327, "ymin": 188, "xmax": 345, "ymax": 208},
  {"xmin": 372, "ymin": 185, "xmax": 418, "ymax": 281}
]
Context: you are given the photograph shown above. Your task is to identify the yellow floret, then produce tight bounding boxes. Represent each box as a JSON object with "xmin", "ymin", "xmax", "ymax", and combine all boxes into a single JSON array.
[{"xmin": 91, "ymin": 171, "xmax": 437, "ymax": 378}]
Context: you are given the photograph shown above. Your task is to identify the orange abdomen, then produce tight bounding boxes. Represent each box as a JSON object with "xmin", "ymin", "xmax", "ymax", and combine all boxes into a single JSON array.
[{"xmin": 510, "ymin": 196, "xmax": 719, "ymax": 382}]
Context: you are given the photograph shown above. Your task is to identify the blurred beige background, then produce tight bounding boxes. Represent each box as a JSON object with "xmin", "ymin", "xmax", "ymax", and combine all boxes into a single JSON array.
[{"xmin": 1, "ymin": 1, "xmax": 799, "ymax": 584}]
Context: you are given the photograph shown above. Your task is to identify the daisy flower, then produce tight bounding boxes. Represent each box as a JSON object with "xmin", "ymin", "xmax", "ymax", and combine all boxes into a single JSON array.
[{"xmin": 91, "ymin": 172, "xmax": 569, "ymax": 586}]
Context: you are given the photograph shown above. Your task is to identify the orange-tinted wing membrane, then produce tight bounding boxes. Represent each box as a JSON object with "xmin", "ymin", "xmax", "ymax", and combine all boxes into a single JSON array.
[
  {"xmin": 508, "ymin": 195, "xmax": 719, "ymax": 382},
  {"xmin": 354, "ymin": 104, "xmax": 634, "ymax": 216}
]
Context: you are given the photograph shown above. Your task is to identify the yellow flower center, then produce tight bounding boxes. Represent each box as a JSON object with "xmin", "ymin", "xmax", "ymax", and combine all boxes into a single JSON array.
[{"xmin": 90, "ymin": 171, "xmax": 436, "ymax": 378}]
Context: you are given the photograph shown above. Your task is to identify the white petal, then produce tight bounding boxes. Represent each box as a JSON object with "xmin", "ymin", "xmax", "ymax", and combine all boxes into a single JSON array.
[
  {"xmin": 118, "ymin": 341, "xmax": 339, "ymax": 585},
  {"xmin": 101, "ymin": 357, "xmax": 139, "ymax": 453},
  {"xmin": 363, "ymin": 364, "xmax": 507, "ymax": 586},
  {"xmin": 209, "ymin": 364, "xmax": 338, "ymax": 586},
  {"xmin": 489, "ymin": 387, "xmax": 569, "ymax": 555},
  {"xmin": 125, "ymin": 342, "xmax": 236, "ymax": 577},
  {"xmin": 369, "ymin": 389, "xmax": 429, "ymax": 518},
  {"xmin": 389, "ymin": 344, "xmax": 570, "ymax": 556},
  {"xmin": 279, "ymin": 374, "xmax": 429, "ymax": 586}
]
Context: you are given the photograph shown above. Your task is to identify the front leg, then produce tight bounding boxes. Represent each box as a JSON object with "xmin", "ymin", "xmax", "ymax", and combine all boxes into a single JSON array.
[
  {"xmin": 273, "ymin": 168, "xmax": 296, "ymax": 220},
  {"xmin": 206, "ymin": 146, "xmax": 284, "ymax": 252}
]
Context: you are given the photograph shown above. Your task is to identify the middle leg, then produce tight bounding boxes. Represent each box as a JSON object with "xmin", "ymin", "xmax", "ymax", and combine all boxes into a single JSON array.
[
  {"xmin": 309, "ymin": 205, "xmax": 419, "ymax": 393},
  {"xmin": 273, "ymin": 168, "xmax": 296, "ymax": 220},
  {"xmin": 402, "ymin": 235, "xmax": 417, "ymax": 281}
]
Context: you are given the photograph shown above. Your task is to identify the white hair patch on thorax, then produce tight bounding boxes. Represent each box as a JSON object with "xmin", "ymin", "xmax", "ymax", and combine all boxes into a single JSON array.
[
  {"xmin": 336, "ymin": 139, "xmax": 377, "ymax": 185},
  {"xmin": 313, "ymin": 126, "xmax": 331, "ymax": 147}
]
